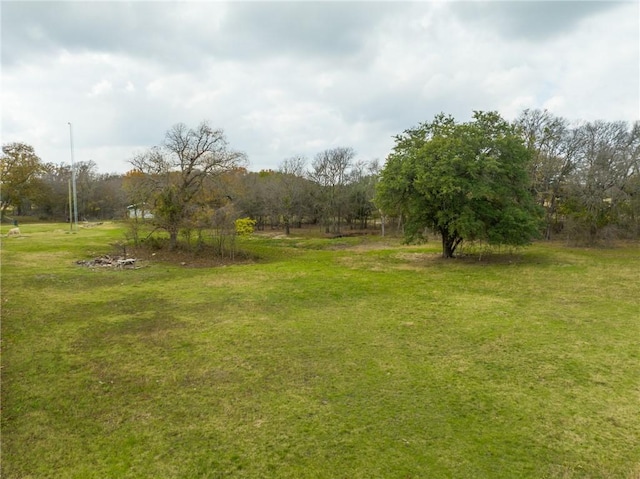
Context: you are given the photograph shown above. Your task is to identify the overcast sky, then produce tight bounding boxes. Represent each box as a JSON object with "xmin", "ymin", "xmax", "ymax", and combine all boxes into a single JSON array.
[{"xmin": 2, "ymin": 1, "xmax": 638, "ymax": 174}]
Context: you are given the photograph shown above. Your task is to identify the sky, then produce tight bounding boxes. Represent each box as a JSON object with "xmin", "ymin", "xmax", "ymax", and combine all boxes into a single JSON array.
[{"xmin": 2, "ymin": 0, "xmax": 639, "ymax": 174}]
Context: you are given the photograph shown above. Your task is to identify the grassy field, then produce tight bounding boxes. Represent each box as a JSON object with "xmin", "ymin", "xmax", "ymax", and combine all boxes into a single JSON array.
[{"xmin": 1, "ymin": 223, "xmax": 639, "ymax": 478}]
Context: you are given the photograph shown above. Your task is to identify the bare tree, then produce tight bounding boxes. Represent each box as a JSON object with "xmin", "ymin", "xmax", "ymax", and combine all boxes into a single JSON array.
[
  {"xmin": 346, "ymin": 159, "xmax": 379, "ymax": 230},
  {"xmin": 130, "ymin": 121, "xmax": 247, "ymax": 250},
  {"xmin": 308, "ymin": 147, "xmax": 355, "ymax": 233},
  {"xmin": 516, "ymin": 111, "xmax": 640, "ymax": 242},
  {"xmin": 278, "ymin": 155, "xmax": 309, "ymax": 234},
  {"xmin": 515, "ymin": 109, "xmax": 579, "ymax": 239},
  {"xmin": 567, "ymin": 120, "xmax": 640, "ymax": 242}
]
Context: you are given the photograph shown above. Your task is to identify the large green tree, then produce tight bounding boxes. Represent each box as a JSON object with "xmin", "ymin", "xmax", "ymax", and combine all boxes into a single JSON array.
[
  {"xmin": 0, "ymin": 142, "xmax": 52, "ymax": 217},
  {"xmin": 376, "ymin": 112, "xmax": 542, "ymax": 258}
]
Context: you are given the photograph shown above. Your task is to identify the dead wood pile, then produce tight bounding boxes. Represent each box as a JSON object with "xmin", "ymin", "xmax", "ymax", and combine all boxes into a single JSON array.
[{"xmin": 76, "ymin": 255, "xmax": 138, "ymax": 269}]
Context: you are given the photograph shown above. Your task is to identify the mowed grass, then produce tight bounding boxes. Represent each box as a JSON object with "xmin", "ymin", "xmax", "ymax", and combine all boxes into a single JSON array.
[{"xmin": 1, "ymin": 223, "xmax": 639, "ymax": 478}]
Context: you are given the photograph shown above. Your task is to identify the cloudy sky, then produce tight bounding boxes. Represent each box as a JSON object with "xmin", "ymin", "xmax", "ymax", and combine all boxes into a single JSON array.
[{"xmin": 2, "ymin": 1, "xmax": 638, "ymax": 174}]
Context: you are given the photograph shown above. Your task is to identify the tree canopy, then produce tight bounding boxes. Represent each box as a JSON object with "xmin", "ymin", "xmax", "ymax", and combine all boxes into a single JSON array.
[
  {"xmin": 0, "ymin": 142, "xmax": 51, "ymax": 217},
  {"xmin": 376, "ymin": 111, "xmax": 542, "ymax": 257}
]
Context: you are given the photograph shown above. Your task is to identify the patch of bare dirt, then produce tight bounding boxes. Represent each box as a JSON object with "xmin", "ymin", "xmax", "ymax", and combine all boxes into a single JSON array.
[
  {"xmin": 394, "ymin": 252, "xmax": 435, "ymax": 261},
  {"xmin": 125, "ymin": 246, "xmax": 256, "ymax": 268}
]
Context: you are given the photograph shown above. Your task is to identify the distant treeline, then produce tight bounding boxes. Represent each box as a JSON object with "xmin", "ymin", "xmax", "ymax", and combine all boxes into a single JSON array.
[{"xmin": 2, "ymin": 109, "xmax": 638, "ymax": 245}]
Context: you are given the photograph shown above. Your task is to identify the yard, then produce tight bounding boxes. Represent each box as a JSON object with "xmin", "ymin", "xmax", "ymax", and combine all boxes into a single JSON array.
[{"xmin": 1, "ymin": 223, "xmax": 639, "ymax": 478}]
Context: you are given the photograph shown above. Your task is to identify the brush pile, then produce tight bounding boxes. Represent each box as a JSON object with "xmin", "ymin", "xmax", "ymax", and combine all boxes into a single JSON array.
[{"xmin": 76, "ymin": 255, "xmax": 138, "ymax": 269}]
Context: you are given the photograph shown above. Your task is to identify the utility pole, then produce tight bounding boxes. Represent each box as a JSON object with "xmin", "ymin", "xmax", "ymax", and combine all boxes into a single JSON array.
[
  {"xmin": 68, "ymin": 122, "xmax": 79, "ymax": 231},
  {"xmin": 68, "ymin": 178, "xmax": 73, "ymax": 231}
]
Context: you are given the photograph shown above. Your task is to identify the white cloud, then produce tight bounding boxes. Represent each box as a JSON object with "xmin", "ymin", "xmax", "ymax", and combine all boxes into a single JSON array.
[
  {"xmin": 89, "ymin": 80, "xmax": 113, "ymax": 97},
  {"xmin": 542, "ymin": 95, "xmax": 566, "ymax": 112}
]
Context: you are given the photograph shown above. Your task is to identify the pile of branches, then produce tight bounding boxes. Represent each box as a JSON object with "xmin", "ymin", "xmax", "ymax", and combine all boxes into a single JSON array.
[{"xmin": 76, "ymin": 255, "xmax": 138, "ymax": 269}]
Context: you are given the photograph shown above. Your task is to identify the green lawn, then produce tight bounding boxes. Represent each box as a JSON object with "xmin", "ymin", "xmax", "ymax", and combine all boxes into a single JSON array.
[{"xmin": 1, "ymin": 223, "xmax": 639, "ymax": 478}]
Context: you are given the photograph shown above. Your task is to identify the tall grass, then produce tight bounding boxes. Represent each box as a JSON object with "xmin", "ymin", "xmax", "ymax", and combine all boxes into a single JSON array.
[{"xmin": 1, "ymin": 223, "xmax": 639, "ymax": 478}]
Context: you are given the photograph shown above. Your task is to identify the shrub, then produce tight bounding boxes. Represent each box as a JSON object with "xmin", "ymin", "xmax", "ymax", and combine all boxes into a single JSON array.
[{"xmin": 235, "ymin": 217, "xmax": 256, "ymax": 237}]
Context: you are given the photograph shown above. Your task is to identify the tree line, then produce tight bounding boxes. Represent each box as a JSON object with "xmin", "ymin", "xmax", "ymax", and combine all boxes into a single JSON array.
[
  {"xmin": 516, "ymin": 109, "xmax": 639, "ymax": 244},
  {"xmin": 0, "ymin": 143, "xmax": 126, "ymax": 221},
  {"xmin": 2, "ymin": 109, "xmax": 638, "ymax": 255}
]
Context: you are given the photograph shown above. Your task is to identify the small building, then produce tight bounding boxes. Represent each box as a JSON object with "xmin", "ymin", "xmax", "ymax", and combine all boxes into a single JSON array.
[{"xmin": 127, "ymin": 204, "xmax": 154, "ymax": 219}]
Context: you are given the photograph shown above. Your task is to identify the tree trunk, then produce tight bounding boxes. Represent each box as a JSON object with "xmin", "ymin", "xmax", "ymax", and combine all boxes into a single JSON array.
[
  {"xmin": 169, "ymin": 229, "xmax": 178, "ymax": 251},
  {"xmin": 544, "ymin": 195, "xmax": 557, "ymax": 240},
  {"xmin": 441, "ymin": 229, "xmax": 461, "ymax": 258},
  {"xmin": 442, "ymin": 235, "xmax": 454, "ymax": 258}
]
